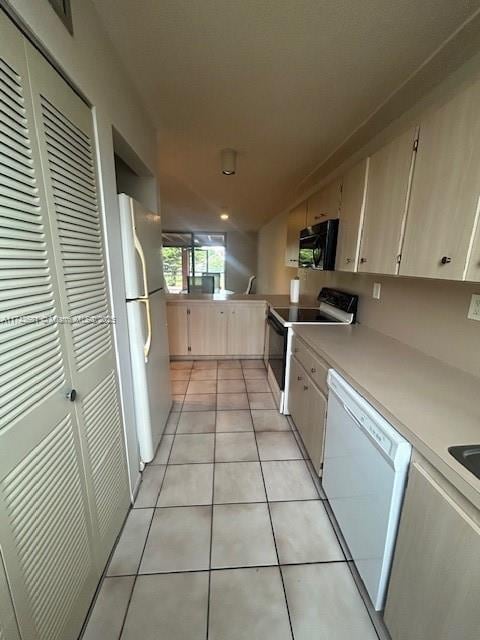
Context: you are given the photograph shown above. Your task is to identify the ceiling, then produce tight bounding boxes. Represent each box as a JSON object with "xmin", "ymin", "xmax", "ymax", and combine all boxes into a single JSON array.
[{"xmin": 93, "ymin": 0, "xmax": 480, "ymax": 231}]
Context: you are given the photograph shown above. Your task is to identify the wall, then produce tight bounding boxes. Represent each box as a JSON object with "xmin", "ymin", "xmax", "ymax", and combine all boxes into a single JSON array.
[
  {"xmin": 5, "ymin": 0, "xmax": 160, "ymax": 495},
  {"xmin": 257, "ymin": 52, "xmax": 480, "ymax": 378},
  {"xmin": 226, "ymin": 230, "xmax": 257, "ymax": 293}
]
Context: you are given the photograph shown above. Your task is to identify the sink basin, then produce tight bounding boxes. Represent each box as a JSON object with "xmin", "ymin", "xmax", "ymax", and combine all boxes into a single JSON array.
[{"xmin": 448, "ymin": 445, "xmax": 480, "ymax": 480}]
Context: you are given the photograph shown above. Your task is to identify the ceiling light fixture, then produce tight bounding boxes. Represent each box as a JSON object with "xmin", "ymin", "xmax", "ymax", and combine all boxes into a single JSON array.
[
  {"xmin": 220, "ymin": 213, "xmax": 229, "ymax": 220},
  {"xmin": 221, "ymin": 148, "xmax": 237, "ymax": 175}
]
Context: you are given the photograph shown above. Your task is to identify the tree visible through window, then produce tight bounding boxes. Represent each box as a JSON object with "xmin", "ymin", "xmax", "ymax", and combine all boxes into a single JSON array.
[{"xmin": 162, "ymin": 232, "xmax": 226, "ymax": 293}]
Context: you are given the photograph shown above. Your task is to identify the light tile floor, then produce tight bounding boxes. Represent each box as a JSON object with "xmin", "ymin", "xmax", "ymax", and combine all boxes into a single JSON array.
[{"xmin": 83, "ymin": 359, "xmax": 379, "ymax": 640}]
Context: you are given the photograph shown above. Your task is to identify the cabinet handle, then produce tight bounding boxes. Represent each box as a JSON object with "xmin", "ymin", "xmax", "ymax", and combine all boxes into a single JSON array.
[
  {"xmin": 66, "ymin": 388, "xmax": 77, "ymax": 402},
  {"xmin": 346, "ymin": 258, "xmax": 352, "ymax": 264},
  {"xmin": 297, "ymin": 375, "xmax": 303, "ymax": 381},
  {"xmin": 303, "ymin": 385, "xmax": 309, "ymax": 391},
  {"xmin": 440, "ymin": 256, "xmax": 452, "ymax": 265},
  {"xmin": 360, "ymin": 257, "xmax": 367, "ymax": 264},
  {"xmin": 310, "ymin": 367, "xmax": 316, "ymax": 374}
]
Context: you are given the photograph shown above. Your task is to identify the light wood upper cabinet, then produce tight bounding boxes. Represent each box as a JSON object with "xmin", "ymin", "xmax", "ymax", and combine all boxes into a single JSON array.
[
  {"xmin": 336, "ymin": 158, "xmax": 369, "ymax": 272},
  {"xmin": 384, "ymin": 459, "xmax": 480, "ymax": 640},
  {"xmin": 466, "ymin": 224, "xmax": 480, "ymax": 281},
  {"xmin": 306, "ymin": 177, "xmax": 342, "ymax": 227},
  {"xmin": 189, "ymin": 304, "xmax": 227, "ymax": 356},
  {"xmin": 285, "ymin": 201, "xmax": 307, "ymax": 268},
  {"xmin": 166, "ymin": 303, "xmax": 189, "ymax": 356},
  {"xmin": 400, "ymin": 79, "xmax": 480, "ymax": 280},
  {"xmin": 358, "ymin": 127, "xmax": 417, "ymax": 275},
  {"xmin": 227, "ymin": 304, "xmax": 266, "ymax": 356}
]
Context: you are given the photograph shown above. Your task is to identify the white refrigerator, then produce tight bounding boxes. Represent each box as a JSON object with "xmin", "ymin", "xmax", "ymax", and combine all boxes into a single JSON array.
[{"xmin": 119, "ymin": 194, "xmax": 172, "ymax": 465}]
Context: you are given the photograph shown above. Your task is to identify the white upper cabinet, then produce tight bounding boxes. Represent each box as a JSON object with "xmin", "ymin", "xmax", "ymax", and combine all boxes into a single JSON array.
[
  {"xmin": 285, "ymin": 201, "xmax": 307, "ymax": 268},
  {"xmin": 358, "ymin": 127, "xmax": 417, "ymax": 275},
  {"xmin": 336, "ymin": 158, "xmax": 369, "ymax": 272},
  {"xmin": 400, "ymin": 79, "xmax": 480, "ymax": 280},
  {"xmin": 306, "ymin": 177, "xmax": 342, "ymax": 227}
]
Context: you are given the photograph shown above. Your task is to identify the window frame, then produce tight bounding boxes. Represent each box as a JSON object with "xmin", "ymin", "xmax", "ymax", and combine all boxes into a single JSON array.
[{"xmin": 162, "ymin": 230, "xmax": 227, "ymax": 291}]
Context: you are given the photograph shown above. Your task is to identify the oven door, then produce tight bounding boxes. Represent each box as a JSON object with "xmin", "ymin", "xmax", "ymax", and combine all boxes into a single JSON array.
[{"xmin": 267, "ymin": 313, "xmax": 288, "ymax": 390}]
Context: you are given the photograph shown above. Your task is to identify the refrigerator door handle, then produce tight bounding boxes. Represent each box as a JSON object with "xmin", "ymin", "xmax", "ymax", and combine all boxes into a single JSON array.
[
  {"xmin": 132, "ymin": 208, "xmax": 149, "ymax": 298},
  {"xmin": 139, "ymin": 297, "xmax": 152, "ymax": 362}
]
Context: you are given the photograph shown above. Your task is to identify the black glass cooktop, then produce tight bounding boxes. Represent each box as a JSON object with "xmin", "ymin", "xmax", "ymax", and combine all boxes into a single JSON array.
[{"xmin": 274, "ymin": 307, "xmax": 342, "ymax": 323}]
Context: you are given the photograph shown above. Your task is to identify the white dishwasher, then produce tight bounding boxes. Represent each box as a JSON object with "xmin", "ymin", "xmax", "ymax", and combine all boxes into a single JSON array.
[{"xmin": 323, "ymin": 370, "xmax": 411, "ymax": 611}]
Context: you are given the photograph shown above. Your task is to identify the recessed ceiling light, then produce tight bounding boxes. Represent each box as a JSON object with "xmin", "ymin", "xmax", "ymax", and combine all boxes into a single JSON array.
[{"xmin": 220, "ymin": 213, "xmax": 229, "ymax": 220}]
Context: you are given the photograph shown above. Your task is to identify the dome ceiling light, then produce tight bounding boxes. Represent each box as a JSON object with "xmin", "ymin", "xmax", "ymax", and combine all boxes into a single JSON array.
[{"xmin": 221, "ymin": 148, "xmax": 237, "ymax": 175}]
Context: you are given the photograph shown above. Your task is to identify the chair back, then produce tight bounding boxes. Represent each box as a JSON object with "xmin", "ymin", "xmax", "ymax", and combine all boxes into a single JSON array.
[
  {"xmin": 244, "ymin": 275, "xmax": 256, "ymax": 295},
  {"xmin": 187, "ymin": 275, "xmax": 215, "ymax": 294}
]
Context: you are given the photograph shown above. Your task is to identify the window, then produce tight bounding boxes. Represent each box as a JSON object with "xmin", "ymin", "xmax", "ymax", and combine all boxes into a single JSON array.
[
  {"xmin": 47, "ymin": 0, "xmax": 73, "ymax": 33},
  {"xmin": 162, "ymin": 232, "xmax": 226, "ymax": 293}
]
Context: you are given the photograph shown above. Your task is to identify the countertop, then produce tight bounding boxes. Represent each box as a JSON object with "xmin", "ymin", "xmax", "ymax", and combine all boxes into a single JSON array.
[
  {"xmin": 293, "ymin": 323, "xmax": 480, "ymax": 510},
  {"xmin": 165, "ymin": 293, "xmax": 317, "ymax": 306}
]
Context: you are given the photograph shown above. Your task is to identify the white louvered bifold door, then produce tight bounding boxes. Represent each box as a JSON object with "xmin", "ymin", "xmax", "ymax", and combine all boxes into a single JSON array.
[
  {"xmin": 0, "ymin": 554, "xmax": 20, "ymax": 640},
  {"xmin": 0, "ymin": 13, "xmax": 98, "ymax": 640},
  {"xmin": 24, "ymin": 43, "xmax": 129, "ymax": 563}
]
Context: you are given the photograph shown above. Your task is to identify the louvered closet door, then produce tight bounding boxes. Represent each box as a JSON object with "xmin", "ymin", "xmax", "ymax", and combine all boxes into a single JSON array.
[
  {"xmin": 0, "ymin": 13, "xmax": 98, "ymax": 640},
  {"xmin": 0, "ymin": 554, "xmax": 20, "ymax": 640},
  {"xmin": 25, "ymin": 43, "xmax": 129, "ymax": 562}
]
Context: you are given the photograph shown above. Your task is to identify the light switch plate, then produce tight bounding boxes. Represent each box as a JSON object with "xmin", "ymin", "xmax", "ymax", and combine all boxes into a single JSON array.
[
  {"xmin": 467, "ymin": 294, "xmax": 480, "ymax": 321},
  {"xmin": 372, "ymin": 282, "xmax": 381, "ymax": 300}
]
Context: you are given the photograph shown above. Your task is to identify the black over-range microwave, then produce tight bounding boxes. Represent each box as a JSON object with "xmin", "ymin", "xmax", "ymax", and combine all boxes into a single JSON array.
[{"xmin": 299, "ymin": 219, "xmax": 339, "ymax": 270}]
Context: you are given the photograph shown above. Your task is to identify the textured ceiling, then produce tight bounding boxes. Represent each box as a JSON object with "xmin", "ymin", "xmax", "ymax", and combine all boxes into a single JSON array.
[{"xmin": 93, "ymin": 0, "xmax": 480, "ymax": 230}]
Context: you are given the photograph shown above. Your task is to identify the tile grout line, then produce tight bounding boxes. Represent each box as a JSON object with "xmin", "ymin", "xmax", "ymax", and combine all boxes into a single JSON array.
[
  {"xmin": 248, "ymin": 388, "xmax": 296, "ymax": 640},
  {"xmin": 205, "ymin": 406, "xmax": 217, "ymax": 640},
  {"xmin": 113, "ymin": 558, "xmax": 350, "ymax": 579},
  {"xmin": 116, "ymin": 408, "xmax": 180, "ymax": 639}
]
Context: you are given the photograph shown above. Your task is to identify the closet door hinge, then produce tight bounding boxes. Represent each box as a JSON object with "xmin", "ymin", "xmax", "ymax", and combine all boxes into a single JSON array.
[{"xmin": 396, "ymin": 253, "xmax": 402, "ymax": 265}]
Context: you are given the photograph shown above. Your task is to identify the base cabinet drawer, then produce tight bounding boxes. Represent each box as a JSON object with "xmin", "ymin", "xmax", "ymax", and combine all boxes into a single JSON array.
[
  {"xmin": 288, "ymin": 356, "xmax": 326, "ymax": 474},
  {"xmin": 292, "ymin": 334, "xmax": 329, "ymax": 395},
  {"xmin": 384, "ymin": 459, "xmax": 480, "ymax": 640}
]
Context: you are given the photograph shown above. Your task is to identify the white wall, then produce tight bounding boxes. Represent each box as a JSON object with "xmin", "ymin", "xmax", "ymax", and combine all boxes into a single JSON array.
[
  {"xmin": 6, "ymin": 0, "xmax": 159, "ymax": 495},
  {"xmin": 226, "ymin": 230, "xmax": 257, "ymax": 293}
]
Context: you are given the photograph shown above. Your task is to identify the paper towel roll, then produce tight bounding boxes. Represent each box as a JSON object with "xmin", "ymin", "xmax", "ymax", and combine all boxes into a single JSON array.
[{"xmin": 290, "ymin": 277, "xmax": 300, "ymax": 304}]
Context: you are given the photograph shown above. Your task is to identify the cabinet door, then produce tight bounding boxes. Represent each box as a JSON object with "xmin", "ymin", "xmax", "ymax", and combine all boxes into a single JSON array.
[
  {"xmin": 0, "ymin": 554, "xmax": 20, "ymax": 640},
  {"xmin": 285, "ymin": 201, "xmax": 307, "ymax": 267},
  {"xmin": 227, "ymin": 304, "xmax": 265, "ymax": 356},
  {"xmin": 400, "ymin": 80, "xmax": 480, "ymax": 280},
  {"xmin": 189, "ymin": 304, "xmax": 227, "ymax": 356},
  {"xmin": 384, "ymin": 460, "xmax": 480, "ymax": 640},
  {"xmin": 359, "ymin": 128, "xmax": 417, "ymax": 274},
  {"xmin": 166, "ymin": 304, "xmax": 189, "ymax": 356},
  {"xmin": 304, "ymin": 381, "xmax": 327, "ymax": 475},
  {"xmin": 27, "ymin": 43, "xmax": 130, "ymax": 565},
  {"xmin": 288, "ymin": 357, "xmax": 308, "ymax": 437},
  {"xmin": 336, "ymin": 158, "xmax": 368, "ymax": 271},
  {"xmin": 306, "ymin": 177, "xmax": 342, "ymax": 227},
  {"xmin": 0, "ymin": 15, "xmax": 99, "ymax": 640}
]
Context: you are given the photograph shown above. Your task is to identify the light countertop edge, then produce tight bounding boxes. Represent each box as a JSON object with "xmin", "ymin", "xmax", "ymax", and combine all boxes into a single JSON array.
[{"xmin": 293, "ymin": 323, "xmax": 480, "ymax": 511}]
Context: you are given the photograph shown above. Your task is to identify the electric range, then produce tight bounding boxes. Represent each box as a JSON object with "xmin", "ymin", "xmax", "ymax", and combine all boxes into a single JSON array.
[{"xmin": 266, "ymin": 288, "xmax": 358, "ymax": 413}]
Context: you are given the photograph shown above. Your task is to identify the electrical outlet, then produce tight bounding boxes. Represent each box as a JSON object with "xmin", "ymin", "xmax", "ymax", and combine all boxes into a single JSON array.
[
  {"xmin": 372, "ymin": 282, "xmax": 381, "ymax": 300},
  {"xmin": 467, "ymin": 294, "xmax": 480, "ymax": 321}
]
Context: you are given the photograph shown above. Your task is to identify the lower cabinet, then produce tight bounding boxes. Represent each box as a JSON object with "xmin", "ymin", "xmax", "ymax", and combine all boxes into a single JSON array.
[
  {"xmin": 384, "ymin": 458, "xmax": 480, "ymax": 640},
  {"xmin": 189, "ymin": 304, "xmax": 228, "ymax": 355},
  {"xmin": 167, "ymin": 302, "xmax": 266, "ymax": 357},
  {"xmin": 288, "ymin": 356, "xmax": 327, "ymax": 474},
  {"xmin": 227, "ymin": 304, "xmax": 266, "ymax": 355},
  {"xmin": 166, "ymin": 303, "xmax": 190, "ymax": 356}
]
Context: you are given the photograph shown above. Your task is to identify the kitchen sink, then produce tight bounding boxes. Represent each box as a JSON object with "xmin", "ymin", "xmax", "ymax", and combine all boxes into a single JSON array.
[{"xmin": 448, "ymin": 445, "xmax": 480, "ymax": 480}]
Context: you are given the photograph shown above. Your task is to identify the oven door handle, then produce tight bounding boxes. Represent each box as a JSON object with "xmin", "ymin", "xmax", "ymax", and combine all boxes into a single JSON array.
[{"xmin": 267, "ymin": 314, "xmax": 285, "ymax": 335}]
